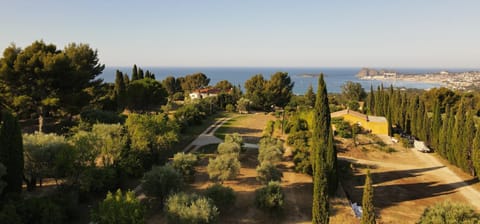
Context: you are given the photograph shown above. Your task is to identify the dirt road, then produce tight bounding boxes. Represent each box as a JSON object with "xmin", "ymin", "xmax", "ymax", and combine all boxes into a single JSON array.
[{"xmin": 339, "ymin": 144, "xmax": 480, "ymax": 223}]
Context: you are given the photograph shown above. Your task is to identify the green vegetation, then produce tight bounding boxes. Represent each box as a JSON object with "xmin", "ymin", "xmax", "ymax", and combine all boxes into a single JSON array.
[
  {"xmin": 172, "ymin": 152, "xmax": 198, "ymax": 182},
  {"xmin": 244, "ymin": 72, "xmax": 293, "ymax": 110},
  {"xmin": 311, "ymin": 74, "xmax": 334, "ymax": 224},
  {"xmin": 165, "ymin": 192, "xmax": 219, "ymax": 224},
  {"xmin": 417, "ymin": 201, "xmax": 480, "ymax": 224},
  {"xmin": 361, "ymin": 170, "xmax": 375, "ymax": 224},
  {"xmin": 207, "ymin": 153, "xmax": 241, "ymax": 183},
  {"xmin": 91, "ymin": 189, "xmax": 144, "ymax": 224},
  {"xmin": 141, "ymin": 165, "xmax": 184, "ymax": 201},
  {"xmin": 0, "ymin": 110, "xmax": 23, "ymax": 197},
  {"xmin": 204, "ymin": 183, "xmax": 236, "ymax": 212},
  {"xmin": 256, "ymin": 162, "xmax": 283, "ymax": 184},
  {"xmin": 255, "ymin": 181, "xmax": 285, "ymax": 213}
]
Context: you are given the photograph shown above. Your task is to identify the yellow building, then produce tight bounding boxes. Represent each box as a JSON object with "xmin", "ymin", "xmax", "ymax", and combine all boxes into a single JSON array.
[{"xmin": 331, "ymin": 109, "xmax": 389, "ymax": 135}]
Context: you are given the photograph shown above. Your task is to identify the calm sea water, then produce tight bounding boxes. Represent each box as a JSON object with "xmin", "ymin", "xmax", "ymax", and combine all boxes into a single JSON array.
[{"xmin": 99, "ymin": 67, "xmax": 453, "ymax": 94}]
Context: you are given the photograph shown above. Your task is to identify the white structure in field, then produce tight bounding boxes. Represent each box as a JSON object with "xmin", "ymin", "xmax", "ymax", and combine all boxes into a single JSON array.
[
  {"xmin": 189, "ymin": 88, "xmax": 222, "ymax": 99},
  {"xmin": 414, "ymin": 140, "xmax": 431, "ymax": 153}
]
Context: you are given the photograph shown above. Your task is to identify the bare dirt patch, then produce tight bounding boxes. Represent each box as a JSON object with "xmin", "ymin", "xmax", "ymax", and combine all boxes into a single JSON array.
[{"xmin": 337, "ymin": 134, "xmax": 480, "ymax": 224}]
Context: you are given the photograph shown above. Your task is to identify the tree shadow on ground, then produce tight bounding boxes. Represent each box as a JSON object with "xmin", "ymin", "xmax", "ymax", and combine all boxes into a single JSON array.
[{"xmin": 341, "ymin": 161, "xmax": 478, "ymax": 212}]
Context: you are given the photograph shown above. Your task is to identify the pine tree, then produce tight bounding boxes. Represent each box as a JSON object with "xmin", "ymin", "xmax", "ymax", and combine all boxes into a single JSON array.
[
  {"xmin": 361, "ymin": 170, "xmax": 375, "ymax": 224},
  {"xmin": 131, "ymin": 64, "xmax": 138, "ymax": 81},
  {"xmin": 0, "ymin": 110, "xmax": 24, "ymax": 197}
]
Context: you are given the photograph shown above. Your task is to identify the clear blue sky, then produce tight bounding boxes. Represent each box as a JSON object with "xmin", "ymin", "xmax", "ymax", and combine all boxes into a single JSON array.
[{"xmin": 1, "ymin": 0, "xmax": 479, "ymax": 68}]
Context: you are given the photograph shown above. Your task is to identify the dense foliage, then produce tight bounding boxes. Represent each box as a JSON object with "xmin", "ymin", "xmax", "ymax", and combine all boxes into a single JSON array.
[
  {"xmin": 165, "ymin": 192, "xmax": 219, "ymax": 224},
  {"xmin": 255, "ymin": 181, "xmax": 284, "ymax": 213},
  {"xmin": 204, "ymin": 183, "xmax": 236, "ymax": 211},
  {"xmin": 142, "ymin": 165, "xmax": 184, "ymax": 201},
  {"xmin": 417, "ymin": 201, "xmax": 480, "ymax": 224},
  {"xmin": 91, "ymin": 189, "xmax": 144, "ymax": 224},
  {"xmin": 361, "ymin": 170, "xmax": 375, "ymax": 224},
  {"xmin": 172, "ymin": 152, "xmax": 198, "ymax": 182},
  {"xmin": 311, "ymin": 74, "xmax": 334, "ymax": 224},
  {"xmin": 0, "ymin": 111, "xmax": 23, "ymax": 196}
]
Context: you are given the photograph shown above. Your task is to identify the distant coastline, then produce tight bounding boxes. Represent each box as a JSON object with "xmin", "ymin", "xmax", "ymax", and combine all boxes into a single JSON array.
[{"xmin": 356, "ymin": 68, "xmax": 480, "ymax": 91}]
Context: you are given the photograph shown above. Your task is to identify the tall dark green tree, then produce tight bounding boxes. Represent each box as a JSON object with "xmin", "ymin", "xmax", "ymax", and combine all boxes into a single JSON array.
[
  {"xmin": 114, "ymin": 70, "xmax": 127, "ymax": 110},
  {"xmin": 305, "ymin": 84, "xmax": 316, "ymax": 108},
  {"xmin": 162, "ymin": 76, "xmax": 180, "ymax": 100},
  {"xmin": 265, "ymin": 72, "xmax": 294, "ymax": 108},
  {"xmin": 367, "ymin": 85, "xmax": 375, "ymax": 115},
  {"xmin": 0, "ymin": 41, "xmax": 104, "ymax": 132},
  {"xmin": 361, "ymin": 170, "xmax": 375, "ymax": 224},
  {"xmin": 472, "ymin": 125, "xmax": 480, "ymax": 179},
  {"xmin": 180, "ymin": 73, "xmax": 210, "ymax": 92},
  {"xmin": 123, "ymin": 73, "xmax": 130, "ymax": 85},
  {"xmin": 244, "ymin": 74, "xmax": 267, "ymax": 110},
  {"xmin": 0, "ymin": 110, "xmax": 23, "ymax": 197},
  {"xmin": 131, "ymin": 64, "xmax": 139, "ymax": 81},
  {"xmin": 430, "ymin": 100, "xmax": 442, "ymax": 149},
  {"xmin": 341, "ymin": 81, "xmax": 366, "ymax": 102},
  {"xmin": 311, "ymin": 74, "xmax": 335, "ymax": 223},
  {"xmin": 138, "ymin": 68, "xmax": 144, "ymax": 79}
]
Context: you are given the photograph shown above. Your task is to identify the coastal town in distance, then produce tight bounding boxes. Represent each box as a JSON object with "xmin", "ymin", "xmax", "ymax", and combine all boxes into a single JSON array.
[{"xmin": 357, "ymin": 68, "xmax": 480, "ymax": 91}]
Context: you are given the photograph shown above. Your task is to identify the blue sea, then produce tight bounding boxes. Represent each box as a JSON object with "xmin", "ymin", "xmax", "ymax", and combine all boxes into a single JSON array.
[{"xmin": 99, "ymin": 67, "xmax": 457, "ymax": 94}]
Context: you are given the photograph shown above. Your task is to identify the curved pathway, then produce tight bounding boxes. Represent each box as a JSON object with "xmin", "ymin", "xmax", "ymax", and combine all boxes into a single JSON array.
[{"xmin": 183, "ymin": 117, "xmax": 233, "ymax": 153}]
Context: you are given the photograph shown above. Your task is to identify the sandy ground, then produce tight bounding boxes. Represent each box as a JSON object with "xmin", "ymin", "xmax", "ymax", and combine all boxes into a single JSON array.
[{"xmin": 337, "ymin": 135, "xmax": 480, "ymax": 224}]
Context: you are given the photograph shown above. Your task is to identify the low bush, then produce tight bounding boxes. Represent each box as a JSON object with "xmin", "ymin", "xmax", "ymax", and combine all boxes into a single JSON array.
[
  {"xmin": 142, "ymin": 165, "xmax": 184, "ymax": 201},
  {"xmin": 255, "ymin": 181, "xmax": 284, "ymax": 213},
  {"xmin": 80, "ymin": 109, "xmax": 126, "ymax": 125},
  {"xmin": 207, "ymin": 154, "xmax": 241, "ymax": 183},
  {"xmin": 225, "ymin": 104, "xmax": 235, "ymax": 112},
  {"xmin": 217, "ymin": 142, "xmax": 241, "ymax": 155},
  {"xmin": 91, "ymin": 189, "xmax": 144, "ymax": 224},
  {"xmin": 172, "ymin": 152, "xmax": 198, "ymax": 182},
  {"xmin": 205, "ymin": 183, "xmax": 236, "ymax": 211},
  {"xmin": 165, "ymin": 192, "xmax": 219, "ymax": 224},
  {"xmin": 418, "ymin": 201, "xmax": 480, "ymax": 224},
  {"xmin": 256, "ymin": 162, "xmax": 283, "ymax": 184}
]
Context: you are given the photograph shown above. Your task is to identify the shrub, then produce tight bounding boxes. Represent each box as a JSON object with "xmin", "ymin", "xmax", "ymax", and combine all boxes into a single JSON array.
[
  {"xmin": 0, "ymin": 197, "xmax": 66, "ymax": 224},
  {"xmin": 172, "ymin": 152, "xmax": 198, "ymax": 181},
  {"xmin": 79, "ymin": 167, "xmax": 118, "ymax": 193},
  {"xmin": 205, "ymin": 183, "xmax": 236, "ymax": 211},
  {"xmin": 255, "ymin": 181, "xmax": 284, "ymax": 213},
  {"xmin": 263, "ymin": 120, "xmax": 275, "ymax": 137},
  {"xmin": 225, "ymin": 133, "xmax": 243, "ymax": 145},
  {"xmin": 165, "ymin": 192, "xmax": 219, "ymax": 224},
  {"xmin": 91, "ymin": 189, "xmax": 144, "ymax": 224},
  {"xmin": 225, "ymin": 104, "xmax": 235, "ymax": 112},
  {"xmin": 217, "ymin": 142, "xmax": 241, "ymax": 155},
  {"xmin": 258, "ymin": 145, "xmax": 283, "ymax": 164},
  {"xmin": 417, "ymin": 201, "xmax": 480, "ymax": 224},
  {"xmin": 256, "ymin": 162, "xmax": 283, "ymax": 184},
  {"xmin": 80, "ymin": 109, "xmax": 125, "ymax": 125},
  {"xmin": 207, "ymin": 154, "xmax": 240, "ymax": 183},
  {"xmin": 23, "ymin": 132, "xmax": 75, "ymax": 190},
  {"xmin": 142, "ymin": 165, "xmax": 184, "ymax": 201}
]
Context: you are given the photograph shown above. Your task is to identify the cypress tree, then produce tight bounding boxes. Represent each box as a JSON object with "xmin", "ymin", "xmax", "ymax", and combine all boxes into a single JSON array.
[
  {"xmin": 305, "ymin": 84, "xmax": 315, "ymax": 108},
  {"xmin": 431, "ymin": 100, "xmax": 442, "ymax": 149},
  {"xmin": 0, "ymin": 110, "xmax": 24, "ymax": 197},
  {"xmin": 472, "ymin": 125, "xmax": 480, "ymax": 179},
  {"xmin": 367, "ymin": 85, "xmax": 375, "ymax": 115},
  {"xmin": 386, "ymin": 106, "xmax": 392, "ymax": 137},
  {"xmin": 361, "ymin": 170, "xmax": 375, "ymax": 224},
  {"xmin": 132, "ymin": 64, "xmax": 138, "ymax": 81},
  {"xmin": 114, "ymin": 70, "xmax": 126, "ymax": 110},
  {"xmin": 311, "ymin": 74, "xmax": 331, "ymax": 223},
  {"xmin": 138, "ymin": 68, "xmax": 144, "ymax": 79},
  {"xmin": 123, "ymin": 73, "xmax": 130, "ymax": 85},
  {"xmin": 463, "ymin": 110, "xmax": 475, "ymax": 173}
]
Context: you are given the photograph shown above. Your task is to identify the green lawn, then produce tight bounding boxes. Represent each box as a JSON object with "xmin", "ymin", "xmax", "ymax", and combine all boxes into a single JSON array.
[{"xmin": 214, "ymin": 115, "xmax": 246, "ymax": 140}]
